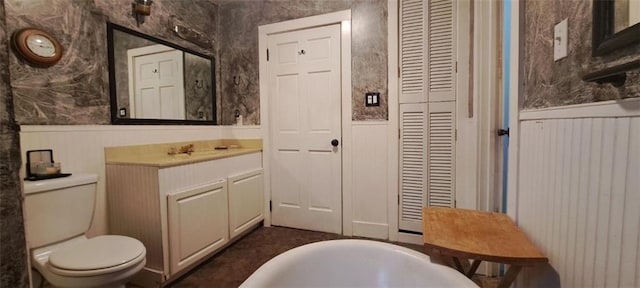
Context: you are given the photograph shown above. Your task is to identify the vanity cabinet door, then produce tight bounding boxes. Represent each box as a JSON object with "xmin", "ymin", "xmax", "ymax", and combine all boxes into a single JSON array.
[
  {"xmin": 167, "ymin": 180, "xmax": 229, "ymax": 274},
  {"xmin": 228, "ymin": 169, "xmax": 264, "ymax": 239}
]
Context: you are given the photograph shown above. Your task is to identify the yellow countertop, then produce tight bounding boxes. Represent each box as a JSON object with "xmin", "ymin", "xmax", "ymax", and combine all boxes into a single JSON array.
[{"xmin": 105, "ymin": 139, "xmax": 262, "ymax": 168}]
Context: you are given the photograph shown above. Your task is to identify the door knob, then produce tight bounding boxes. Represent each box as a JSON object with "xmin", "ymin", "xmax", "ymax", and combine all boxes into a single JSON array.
[
  {"xmin": 497, "ymin": 128, "xmax": 509, "ymax": 137},
  {"xmin": 331, "ymin": 139, "xmax": 339, "ymax": 147}
]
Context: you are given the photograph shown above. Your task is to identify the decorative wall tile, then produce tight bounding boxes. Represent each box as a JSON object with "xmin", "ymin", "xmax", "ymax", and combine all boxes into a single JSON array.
[
  {"xmin": 523, "ymin": 0, "xmax": 640, "ymax": 109},
  {"xmin": 0, "ymin": 1, "xmax": 29, "ymax": 286}
]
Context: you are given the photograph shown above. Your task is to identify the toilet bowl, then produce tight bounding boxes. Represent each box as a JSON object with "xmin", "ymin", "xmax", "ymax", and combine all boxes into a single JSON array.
[
  {"xmin": 31, "ymin": 235, "xmax": 146, "ymax": 288},
  {"xmin": 24, "ymin": 174, "xmax": 147, "ymax": 288}
]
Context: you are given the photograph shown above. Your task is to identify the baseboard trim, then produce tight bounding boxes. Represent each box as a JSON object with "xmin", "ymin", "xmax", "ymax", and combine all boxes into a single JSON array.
[
  {"xmin": 351, "ymin": 221, "xmax": 388, "ymax": 240},
  {"xmin": 397, "ymin": 232, "xmax": 423, "ymax": 245}
]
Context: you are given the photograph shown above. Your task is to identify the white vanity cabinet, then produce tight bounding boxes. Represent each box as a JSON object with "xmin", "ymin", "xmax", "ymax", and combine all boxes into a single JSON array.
[
  {"xmin": 228, "ymin": 169, "xmax": 264, "ymax": 239},
  {"xmin": 167, "ymin": 180, "xmax": 229, "ymax": 274},
  {"xmin": 106, "ymin": 152, "xmax": 263, "ymax": 286}
]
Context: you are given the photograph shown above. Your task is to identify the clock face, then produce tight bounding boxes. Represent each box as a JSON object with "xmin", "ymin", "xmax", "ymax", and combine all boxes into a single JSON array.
[
  {"xmin": 26, "ymin": 34, "xmax": 56, "ymax": 57},
  {"xmin": 13, "ymin": 28, "xmax": 63, "ymax": 67}
]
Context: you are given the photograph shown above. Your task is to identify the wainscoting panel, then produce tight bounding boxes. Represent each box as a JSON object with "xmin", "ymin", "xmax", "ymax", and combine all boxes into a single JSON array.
[
  {"xmin": 517, "ymin": 116, "xmax": 639, "ymax": 287},
  {"xmin": 219, "ymin": 125, "xmax": 262, "ymax": 139},
  {"xmin": 349, "ymin": 122, "xmax": 389, "ymax": 239},
  {"xmin": 19, "ymin": 125, "xmax": 226, "ymax": 236}
]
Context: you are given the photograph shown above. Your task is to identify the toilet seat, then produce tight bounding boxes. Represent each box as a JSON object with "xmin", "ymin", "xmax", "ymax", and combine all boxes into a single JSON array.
[{"xmin": 47, "ymin": 235, "xmax": 145, "ymax": 277}]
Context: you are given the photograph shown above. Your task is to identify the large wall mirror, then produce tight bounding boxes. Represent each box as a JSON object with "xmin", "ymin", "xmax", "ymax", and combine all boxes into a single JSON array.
[
  {"xmin": 107, "ymin": 23, "xmax": 216, "ymax": 125},
  {"xmin": 593, "ymin": 0, "xmax": 640, "ymax": 56}
]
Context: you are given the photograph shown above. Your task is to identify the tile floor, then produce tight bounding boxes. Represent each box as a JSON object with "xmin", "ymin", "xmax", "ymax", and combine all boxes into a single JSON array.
[{"xmin": 170, "ymin": 226, "xmax": 499, "ymax": 287}]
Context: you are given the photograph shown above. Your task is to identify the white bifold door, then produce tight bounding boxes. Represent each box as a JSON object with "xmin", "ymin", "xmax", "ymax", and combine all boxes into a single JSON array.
[
  {"xmin": 267, "ymin": 24, "xmax": 342, "ymax": 234},
  {"xmin": 399, "ymin": 0, "xmax": 457, "ymax": 233}
]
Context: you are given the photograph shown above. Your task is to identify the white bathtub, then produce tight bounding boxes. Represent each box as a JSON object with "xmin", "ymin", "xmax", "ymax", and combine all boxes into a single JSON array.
[{"xmin": 240, "ymin": 239, "xmax": 478, "ymax": 287}]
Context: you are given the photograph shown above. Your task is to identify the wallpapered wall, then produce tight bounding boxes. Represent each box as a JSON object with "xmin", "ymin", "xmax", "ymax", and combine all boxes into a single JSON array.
[
  {"xmin": 523, "ymin": 0, "xmax": 640, "ymax": 109},
  {"xmin": 218, "ymin": 0, "xmax": 388, "ymax": 124},
  {"xmin": 5, "ymin": 0, "xmax": 389, "ymax": 126},
  {"xmin": 0, "ymin": 0, "xmax": 29, "ymax": 286},
  {"xmin": 5, "ymin": 0, "xmax": 219, "ymax": 125}
]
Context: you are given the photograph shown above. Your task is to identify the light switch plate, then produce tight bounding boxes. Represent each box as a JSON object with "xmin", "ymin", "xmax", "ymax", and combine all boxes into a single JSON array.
[
  {"xmin": 554, "ymin": 19, "xmax": 568, "ymax": 61},
  {"xmin": 365, "ymin": 92, "xmax": 380, "ymax": 107}
]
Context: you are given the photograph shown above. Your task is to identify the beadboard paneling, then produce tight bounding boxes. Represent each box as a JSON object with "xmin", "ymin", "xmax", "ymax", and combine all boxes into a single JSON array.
[
  {"xmin": 19, "ymin": 125, "xmax": 225, "ymax": 236},
  {"xmin": 219, "ymin": 125, "xmax": 262, "ymax": 139},
  {"xmin": 106, "ymin": 164, "xmax": 163, "ymax": 271},
  {"xmin": 517, "ymin": 116, "xmax": 640, "ymax": 287},
  {"xmin": 350, "ymin": 122, "xmax": 389, "ymax": 239}
]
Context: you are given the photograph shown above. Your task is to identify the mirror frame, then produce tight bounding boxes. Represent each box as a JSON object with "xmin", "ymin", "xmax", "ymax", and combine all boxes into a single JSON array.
[
  {"xmin": 107, "ymin": 22, "xmax": 217, "ymax": 125},
  {"xmin": 592, "ymin": 0, "xmax": 640, "ymax": 56}
]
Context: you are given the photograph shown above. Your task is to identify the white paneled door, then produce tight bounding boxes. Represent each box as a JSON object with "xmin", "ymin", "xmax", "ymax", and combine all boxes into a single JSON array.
[
  {"xmin": 268, "ymin": 24, "xmax": 342, "ymax": 234},
  {"xmin": 128, "ymin": 45, "xmax": 185, "ymax": 120}
]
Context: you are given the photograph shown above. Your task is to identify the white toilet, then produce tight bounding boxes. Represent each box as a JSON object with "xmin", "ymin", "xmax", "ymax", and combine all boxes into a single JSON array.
[{"xmin": 24, "ymin": 173, "xmax": 146, "ymax": 288}]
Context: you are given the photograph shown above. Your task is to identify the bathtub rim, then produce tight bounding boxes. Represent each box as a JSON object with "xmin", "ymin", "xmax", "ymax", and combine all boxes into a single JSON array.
[{"xmin": 240, "ymin": 239, "xmax": 479, "ymax": 287}]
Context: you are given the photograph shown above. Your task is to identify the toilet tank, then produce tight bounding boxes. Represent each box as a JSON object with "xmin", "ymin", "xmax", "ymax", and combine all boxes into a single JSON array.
[{"xmin": 23, "ymin": 174, "xmax": 98, "ymax": 249}]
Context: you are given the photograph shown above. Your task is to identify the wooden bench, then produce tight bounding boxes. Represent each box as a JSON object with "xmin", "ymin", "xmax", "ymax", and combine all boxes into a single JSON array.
[{"xmin": 422, "ymin": 207, "xmax": 548, "ymax": 288}]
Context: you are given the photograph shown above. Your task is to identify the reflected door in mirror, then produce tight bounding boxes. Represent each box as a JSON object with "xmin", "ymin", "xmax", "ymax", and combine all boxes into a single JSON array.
[
  {"xmin": 128, "ymin": 45, "xmax": 185, "ymax": 119},
  {"xmin": 614, "ymin": 0, "xmax": 640, "ymax": 33},
  {"xmin": 592, "ymin": 0, "xmax": 640, "ymax": 56},
  {"xmin": 107, "ymin": 22, "xmax": 217, "ymax": 125}
]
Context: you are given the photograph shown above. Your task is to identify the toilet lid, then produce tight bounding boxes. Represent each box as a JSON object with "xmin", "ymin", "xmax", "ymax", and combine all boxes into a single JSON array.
[{"xmin": 48, "ymin": 235, "xmax": 145, "ymax": 271}]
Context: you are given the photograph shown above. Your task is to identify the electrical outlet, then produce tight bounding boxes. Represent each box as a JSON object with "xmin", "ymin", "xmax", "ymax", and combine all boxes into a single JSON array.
[{"xmin": 554, "ymin": 19, "xmax": 568, "ymax": 61}]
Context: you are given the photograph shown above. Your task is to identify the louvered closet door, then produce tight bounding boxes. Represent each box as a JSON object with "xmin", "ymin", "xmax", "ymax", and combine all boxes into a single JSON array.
[
  {"xmin": 400, "ymin": 0, "xmax": 427, "ymax": 104},
  {"xmin": 399, "ymin": 102, "xmax": 456, "ymax": 232},
  {"xmin": 399, "ymin": 0, "xmax": 457, "ymax": 233},
  {"xmin": 426, "ymin": 101, "xmax": 455, "ymax": 208},
  {"xmin": 427, "ymin": 0, "xmax": 456, "ymax": 102},
  {"xmin": 399, "ymin": 103, "xmax": 428, "ymax": 232},
  {"xmin": 400, "ymin": 0, "xmax": 456, "ymax": 104}
]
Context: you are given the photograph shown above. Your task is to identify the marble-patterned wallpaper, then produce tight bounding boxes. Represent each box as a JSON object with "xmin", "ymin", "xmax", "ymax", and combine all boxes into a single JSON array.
[
  {"xmin": 218, "ymin": 0, "xmax": 388, "ymax": 124},
  {"xmin": 523, "ymin": 0, "xmax": 640, "ymax": 109},
  {"xmin": 184, "ymin": 53, "xmax": 214, "ymax": 121},
  {"xmin": 5, "ymin": 0, "xmax": 219, "ymax": 125},
  {"xmin": 0, "ymin": 1, "xmax": 29, "ymax": 287}
]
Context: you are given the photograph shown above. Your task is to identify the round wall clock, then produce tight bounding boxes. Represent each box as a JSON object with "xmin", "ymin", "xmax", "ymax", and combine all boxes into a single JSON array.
[{"xmin": 12, "ymin": 28, "xmax": 64, "ymax": 67}]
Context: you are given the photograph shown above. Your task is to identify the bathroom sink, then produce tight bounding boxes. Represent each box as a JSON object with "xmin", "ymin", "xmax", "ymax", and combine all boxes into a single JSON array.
[
  {"xmin": 168, "ymin": 151, "xmax": 221, "ymax": 160},
  {"xmin": 191, "ymin": 150, "xmax": 221, "ymax": 156},
  {"xmin": 169, "ymin": 154, "xmax": 192, "ymax": 160}
]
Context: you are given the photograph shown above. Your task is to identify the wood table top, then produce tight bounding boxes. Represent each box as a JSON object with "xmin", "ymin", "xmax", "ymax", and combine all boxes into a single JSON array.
[{"xmin": 423, "ymin": 207, "xmax": 548, "ymax": 265}]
